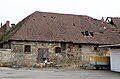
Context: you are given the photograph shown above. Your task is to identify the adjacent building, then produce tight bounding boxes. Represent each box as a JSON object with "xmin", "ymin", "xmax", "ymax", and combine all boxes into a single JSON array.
[{"xmin": 99, "ymin": 44, "xmax": 120, "ymax": 72}]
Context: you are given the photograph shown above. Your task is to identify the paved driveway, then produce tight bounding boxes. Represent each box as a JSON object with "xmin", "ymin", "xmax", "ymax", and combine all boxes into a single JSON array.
[{"xmin": 0, "ymin": 68, "xmax": 120, "ymax": 79}]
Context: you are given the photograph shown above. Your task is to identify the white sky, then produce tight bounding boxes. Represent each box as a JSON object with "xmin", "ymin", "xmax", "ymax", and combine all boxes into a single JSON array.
[{"xmin": 0, "ymin": 0, "xmax": 120, "ymax": 24}]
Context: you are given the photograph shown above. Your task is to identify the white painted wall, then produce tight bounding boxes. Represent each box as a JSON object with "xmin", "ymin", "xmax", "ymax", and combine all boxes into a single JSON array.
[{"xmin": 110, "ymin": 48, "xmax": 120, "ymax": 72}]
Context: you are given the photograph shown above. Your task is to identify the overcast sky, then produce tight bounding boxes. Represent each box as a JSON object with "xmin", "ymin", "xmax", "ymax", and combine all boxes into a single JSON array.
[{"xmin": 0, "ymin": 0, "xmax": 120, "ymax": 24}]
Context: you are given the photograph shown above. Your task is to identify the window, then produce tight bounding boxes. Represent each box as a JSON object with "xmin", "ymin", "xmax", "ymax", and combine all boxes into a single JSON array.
[
  {"xmin": 94, "ymin": 47, "xmax": 98, "ymax": 51},
  {"xmin": 24, "ymin": 45, "xmax": 31, "ymax": 52},
  {"xmin": 111, "ymin": 46, "xmax": 120, "ymax": 49},
  {"xmin": 33, "ymin": 19, "xmax": 35, "ymax": 21},
  {"xmin": 90, "ymin": 32, "xmax": 94, "ymax": 36},
  {"xmin": 85, "ymin": 31, "xmax": 89, "ymax": 36},
  {"xmin": 0, "ymin": 44, "xmax": 3, "ymax": 48},
  {"xmin": 73, "ymin": 23, "xmax": 75, "ymax": 26},
  {"xmin": 100, "ymin": 32, "xmax": 103, "ymax": 33},
  {"xmin": 50, "ymin": 16, "xmax": 56, "ymax": 19},
  {"xmin": 79, "ymin": 45, "xmax": 82, "ymax": 48},
  {"xmin": 81, "ymin": 31, "xmax": 94, "ymax": 37},
  {"xmin": 81, "ymin": 32, "xmax": 85, "ymax": 36},
  {"xmin": 55, "ymin": 47, "xmax": 62, "ymax": 53}
]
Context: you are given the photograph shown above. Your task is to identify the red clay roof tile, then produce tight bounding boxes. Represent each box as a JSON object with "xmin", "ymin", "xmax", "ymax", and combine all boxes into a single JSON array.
[{"xmin": 1, "ymin": 11, "xmax": 120, "ymax": 44}]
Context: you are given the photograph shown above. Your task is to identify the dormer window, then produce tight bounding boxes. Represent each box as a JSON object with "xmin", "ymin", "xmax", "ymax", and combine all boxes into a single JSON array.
[
  {"xmin": 81, "ymin": 31, "xmax": 94, "ymax": 37},
  {"xmin": 90, "ymin": 32, "xmax": 94, "ymax": 36},
  {"xmin": 85, "ymin": 31, "xmax": 89, "ymax": 36},
  {"xmin": 81, "ymin": 32, "xmax": 85, "ymax": 36}
]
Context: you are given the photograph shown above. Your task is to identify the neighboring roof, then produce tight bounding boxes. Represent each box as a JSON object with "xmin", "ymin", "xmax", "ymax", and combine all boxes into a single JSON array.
[
  {"xmin": 99, "ymin": 44, "xmax": 120, "ymax": 48},
  {"xmin": 0, "ymin": 21, "xmax": 11, "ymax": 37},
  {"xmin": 1, "ymin": 11, "xmax": 120, "ymax": 44},
  {"xmin": 111, "ymin": 17, "xmax": 120, "ymax": 26},
  {"xmin": 111, "ymin": 17, "xmax": 120, "ymax": 31}
]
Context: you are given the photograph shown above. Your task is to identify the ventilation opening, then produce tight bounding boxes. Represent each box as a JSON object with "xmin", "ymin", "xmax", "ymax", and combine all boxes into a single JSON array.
[
  {"xmin": 33, "ymin": 19, "xmax": 35, "ymax": 21},
  {"xmin": 43, "ymin": 16, "xmax": 46, "ymax": 17},
  {"xmin": 73, "ymin": 23, "xmax": 75, "ymax": 26},
  {"xmin": 51, "ymin": 16, "xmax": 56, "ymax": 19},
  {"xmin": 100, "ymin": 32, "xmax": 104, "ymax": 33}
]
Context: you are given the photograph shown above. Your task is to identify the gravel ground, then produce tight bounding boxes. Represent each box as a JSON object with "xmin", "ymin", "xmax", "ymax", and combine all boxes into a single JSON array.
[{"xmin": 0, "ymin": 67, "xmax": 120, "ymax": 79}]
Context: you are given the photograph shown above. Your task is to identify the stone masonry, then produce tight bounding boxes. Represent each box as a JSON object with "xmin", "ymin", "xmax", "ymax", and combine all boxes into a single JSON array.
[{"xmin": 0, "ymin": 41, "xmax": 109, "ymax": 68}]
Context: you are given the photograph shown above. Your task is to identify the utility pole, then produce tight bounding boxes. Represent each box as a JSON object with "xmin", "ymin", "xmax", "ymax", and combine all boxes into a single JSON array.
[
  {"xmin": 31, "ymin": 48, "xmax": 34, "ymax": 69},
  {"xmin": 15, "ymin": 46, "xmax": 18, "ymax": 68}
]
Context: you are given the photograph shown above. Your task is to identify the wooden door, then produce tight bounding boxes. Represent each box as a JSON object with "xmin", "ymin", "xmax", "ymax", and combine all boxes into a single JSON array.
[{"xmin": 38, "ymin": 48, "xmax": 48, "ymax": 63}]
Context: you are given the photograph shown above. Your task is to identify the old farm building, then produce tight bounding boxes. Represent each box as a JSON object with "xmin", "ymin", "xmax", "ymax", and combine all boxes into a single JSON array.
[{"xmin": 0, "ymin": 11, "xmax": 119, "ymax": 67}]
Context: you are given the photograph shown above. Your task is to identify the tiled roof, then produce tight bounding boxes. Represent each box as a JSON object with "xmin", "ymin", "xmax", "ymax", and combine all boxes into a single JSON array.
[
  {"xmin": 111, "ymin": 17, "xmax": 120, "ymax": 26},
  {"xmin": 1, "ymin": 11, "xmax": 120, "ymax": 44},
  {"xmin": 0, "ymin": 21, "xmax": 11, "ymax": 37},
  {"xmin": 111, "ymin": 17, "xmax": 120, "ymax": 31}
]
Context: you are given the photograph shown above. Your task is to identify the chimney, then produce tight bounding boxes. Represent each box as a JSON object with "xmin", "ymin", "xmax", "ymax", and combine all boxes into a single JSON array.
[
  {"xmin": 0, "ymin": 23, "xmax": 2, "ymax": 27},
  {"xmin": 11, "ymin": 23, "xmax": 15, "ymax": 28},
  {"xmin": 5, "ymin": 21, "xmax": 10, "ymax": 32},
  {"xmin": 1, "ymin": 21, "xmax": 11, "ymax": 33}
]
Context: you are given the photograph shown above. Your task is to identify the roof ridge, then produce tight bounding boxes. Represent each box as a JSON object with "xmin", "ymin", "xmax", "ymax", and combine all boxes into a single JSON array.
[{"xmin": 34, "ymin": 11, "xmax": 93, "ymax": 18}]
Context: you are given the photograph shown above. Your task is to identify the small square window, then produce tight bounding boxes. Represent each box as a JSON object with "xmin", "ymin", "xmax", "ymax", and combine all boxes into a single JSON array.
[
  {"xmin": 85, "ymin": 31, "xmax": 89, "ymax": 36},
  {"xmin": 24, "ymin": 45, "xmax": 31, "ymax": 52},
  {"xmin": 94, "ymin": 47, "xmax": 97, "ymax": 51},
  {"xmin": 90, "ymin": 32, "xmax": 94, "ymax": 36},
  {"xmin": 81, "ymin": 32, "xmax": 85, "ymax": 36},
  {"xmin": 79, "ymin": 45, "xmax": 82, "ymax": 48},
  {"xmin": 55, "ymin": 47, "xmax": 62, "ymax": 53}
]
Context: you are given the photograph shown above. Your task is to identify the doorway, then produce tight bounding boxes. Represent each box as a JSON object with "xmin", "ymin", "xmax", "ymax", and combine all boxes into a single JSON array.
[{"xmin": 38, "ymin": 48, "xmax": 48, "ymax": 63}]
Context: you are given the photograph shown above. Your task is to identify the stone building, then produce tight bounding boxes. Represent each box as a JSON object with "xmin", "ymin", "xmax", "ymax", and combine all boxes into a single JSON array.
[{"xmin": 0, "ymin": 11, "xmax": 119, "ymax": 67}]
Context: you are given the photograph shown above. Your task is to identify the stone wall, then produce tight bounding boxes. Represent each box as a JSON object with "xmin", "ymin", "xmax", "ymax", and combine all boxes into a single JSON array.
[
  {"xmin": 81, "ymin": 45, "xmax": 109, "ymax": 63},
  {"xmin": 81, "ymin": 45, "xmax": 94, "ymax": 63},
  {"xmin": 0, "ymin": 41, "xmax": 109, "ymax": 68},
  {"xmin": 11, "ymin": 41, "xmax": 61, "ymax": 67},
  {"xmin": 0, "ymin": 49, "xmax": 15, "ymax": 67},
  {"xmin": 64, "ymin": 43, "xmax": 82, "ymax": 67}
]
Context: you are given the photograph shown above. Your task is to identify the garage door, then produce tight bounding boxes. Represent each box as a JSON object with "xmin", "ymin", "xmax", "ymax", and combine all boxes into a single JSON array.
[{"xmin": 110, "ymin": 49, "xmax": 120, "ymax": 72}]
